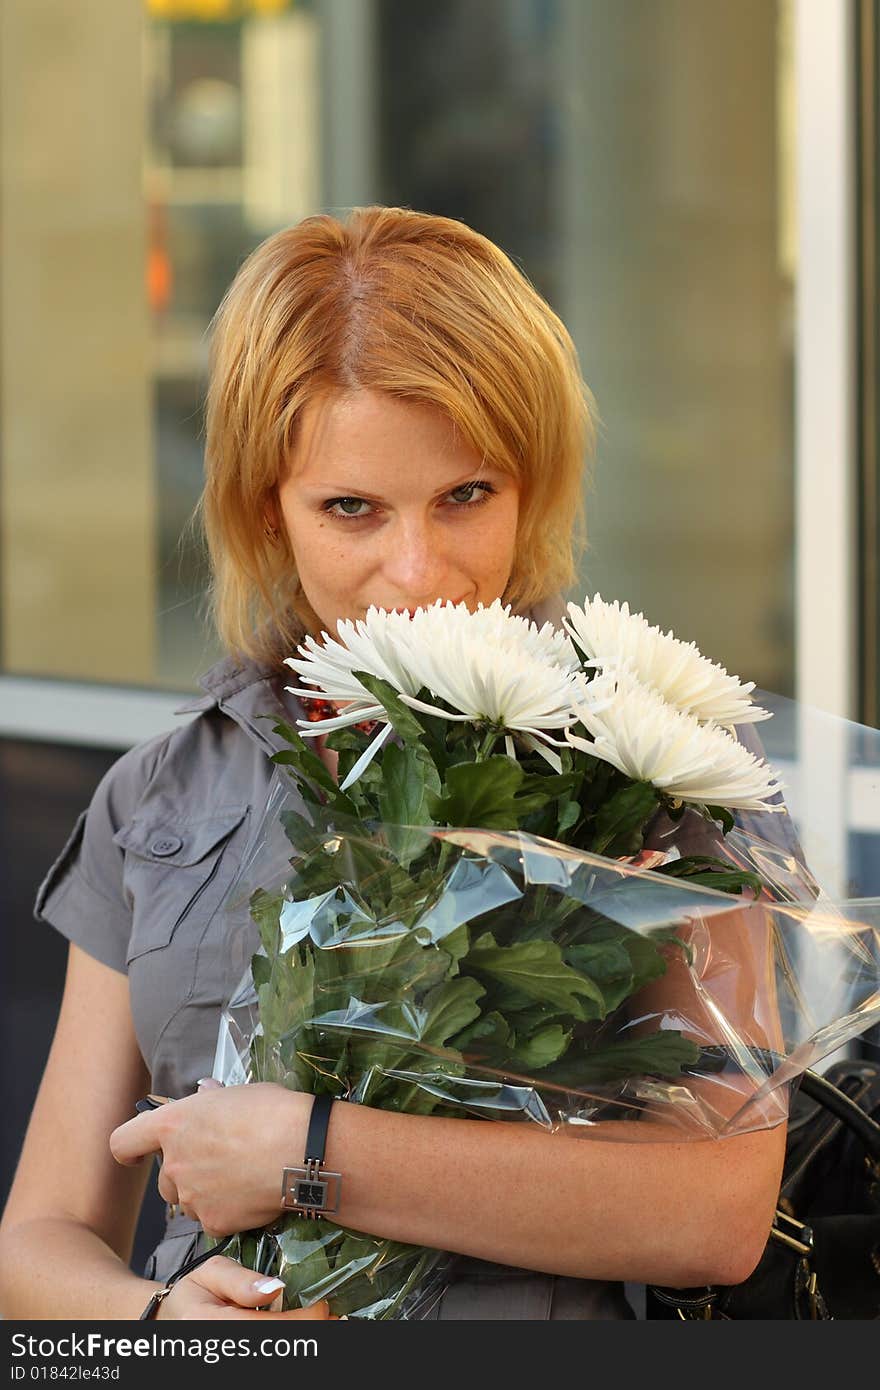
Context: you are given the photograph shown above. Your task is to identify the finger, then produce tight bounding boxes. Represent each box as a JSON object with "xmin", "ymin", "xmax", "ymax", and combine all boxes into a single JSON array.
[
  {"xmin": 260, "ymin": 1303, "xmax": 334, "ymax": 1321},
  {"xmin": 191, "ymin": 1256, "xmax": 294, "ymax": 1310},
  {"xmin": 205, "ymin": 1301, "xmax": 334, "ymax": 1322},
  {"xmin": 194, "ymin": 1260, "xmax": 334, "ymax": 1320},
  {"xmin": 196, "ymin": 1077, "xmax": 223, "ymax": 1092},
  {"xmin": 109, "ymin": 1111, "xmax": 165, "ymax": 1166},
  {"xmin": 156, "ymin": 1168, "xmax": 180, "ymax": 1207}
]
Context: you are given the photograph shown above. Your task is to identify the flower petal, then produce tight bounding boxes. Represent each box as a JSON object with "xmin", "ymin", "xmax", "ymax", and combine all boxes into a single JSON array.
[{"xmin": 338, "ymin": 721, "xmax": 395, "ymax": 792}]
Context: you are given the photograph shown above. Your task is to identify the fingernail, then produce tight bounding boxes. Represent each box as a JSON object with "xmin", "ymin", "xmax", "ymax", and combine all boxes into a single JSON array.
[{"xmin": 254, "ymin": 1277, "xmax": 285, "ymax": 1294}]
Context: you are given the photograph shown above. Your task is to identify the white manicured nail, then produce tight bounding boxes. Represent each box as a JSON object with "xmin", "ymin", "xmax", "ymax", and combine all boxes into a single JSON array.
[{"xmin": 255, "ymin": 1277, "xmax": 285, "ymax": 1294}]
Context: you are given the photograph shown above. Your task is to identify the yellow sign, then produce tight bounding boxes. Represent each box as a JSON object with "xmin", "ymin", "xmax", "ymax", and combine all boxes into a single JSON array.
[{"xmin": 146, "ymin": 1, "xmax": 292, "ymax": 19}]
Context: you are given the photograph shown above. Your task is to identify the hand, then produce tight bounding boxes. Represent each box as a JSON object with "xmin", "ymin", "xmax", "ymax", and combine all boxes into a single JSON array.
[
  {"xmin": 153, "ymin": 1255, "xmax": 338, "ymax": 1320},
  {"xmin": 109, "ymin": 1082, "xmax": 312, "ymax": 1236}
]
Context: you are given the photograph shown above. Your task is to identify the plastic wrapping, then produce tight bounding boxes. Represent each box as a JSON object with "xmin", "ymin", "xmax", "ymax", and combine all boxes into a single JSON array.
[{"xmin": 207, "ymin": 687, "xmax": 880, "ymax": 1318}]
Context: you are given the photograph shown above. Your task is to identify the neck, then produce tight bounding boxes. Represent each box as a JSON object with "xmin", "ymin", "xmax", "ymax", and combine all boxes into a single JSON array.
[{"xmin": 315, "ymin": 732, "xmax": 340, "ymax": 785}]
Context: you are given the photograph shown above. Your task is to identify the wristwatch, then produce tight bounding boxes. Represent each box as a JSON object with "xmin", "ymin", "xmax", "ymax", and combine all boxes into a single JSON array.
[{"xmin": 281, "ymin": 1094, "xmax": 343, "ymax": 1220}]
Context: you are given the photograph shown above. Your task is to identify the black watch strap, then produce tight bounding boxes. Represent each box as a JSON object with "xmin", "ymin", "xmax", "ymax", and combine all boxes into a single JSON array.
[
  {"xmin": 281, "ymin": 1094, "xmax": 343, "ymax": 1220},
  {"xmin": 305, "ymin": 1092, "xmax": 334, "ymax": 1164}
]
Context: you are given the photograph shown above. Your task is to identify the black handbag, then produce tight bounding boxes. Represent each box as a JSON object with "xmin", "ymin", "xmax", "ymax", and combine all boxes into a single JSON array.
[{"xmin": 647, "ymin": 1058, "xmax": 880, "ymax": 1319}]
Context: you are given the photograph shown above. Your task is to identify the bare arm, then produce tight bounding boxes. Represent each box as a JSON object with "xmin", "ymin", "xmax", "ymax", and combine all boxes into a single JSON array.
[
  {"xmin": 113, "ymin": 1070, "xmax": 785, "ymax": 1292},
  {"xmin": 305, "ymin": 1086, "xmax": 786, "ymax": 1287},
  {"xmin": 110, "ymin": 853, "xmax": 787, "ymax": 1290},
  {"xmin": 0, "ymin": 944, "xmax": 163, "ymax": 1319},
  {"xmin": 324, "ymin": 892, "xmax": 786, "ymax": 1287}
]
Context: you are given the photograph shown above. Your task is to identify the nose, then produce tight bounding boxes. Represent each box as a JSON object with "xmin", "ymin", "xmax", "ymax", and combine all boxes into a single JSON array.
[{"xmin": 381, "ymin": 515, "xmax": 455, "ymax": 607}]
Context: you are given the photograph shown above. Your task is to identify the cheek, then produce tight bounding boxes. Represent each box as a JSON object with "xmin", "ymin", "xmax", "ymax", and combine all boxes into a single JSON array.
[
  {"xmin": 286, "ymin": 515, "xmax": 376, "ymax": 596},
  {"xmin": 478, "ymin": 497, "xmax": 519, "ymax": 573}
]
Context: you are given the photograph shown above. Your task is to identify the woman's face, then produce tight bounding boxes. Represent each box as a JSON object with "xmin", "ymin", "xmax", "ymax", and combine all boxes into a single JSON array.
[{"xmin": 275, "ymin": 388, "xmax": 520, "ymax": 636}]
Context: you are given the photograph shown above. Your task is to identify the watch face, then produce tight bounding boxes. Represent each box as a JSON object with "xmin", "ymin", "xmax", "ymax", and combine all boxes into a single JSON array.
[
  {"xmin": 295, "ymin": 1179, "xmax": 329, "ymax": 1208},
  {"xmin": 281, "ymin": 1166, "xmax": 343, "ymax": 1215}
]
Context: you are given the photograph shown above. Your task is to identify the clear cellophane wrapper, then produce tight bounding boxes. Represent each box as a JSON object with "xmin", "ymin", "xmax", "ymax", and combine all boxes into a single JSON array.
[{"xmin": 210, "ymin": 689, "xmax": 880, "ymax": 1318}]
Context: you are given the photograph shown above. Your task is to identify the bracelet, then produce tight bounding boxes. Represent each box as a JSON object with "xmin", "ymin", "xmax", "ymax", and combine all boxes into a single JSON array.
[
  {"xmin": 139, "ymin": 1284, "xmax": 173, "ymax": 1321},
  {"xmin": 138, "ymin": 1233, "xmax": 236, "ymax": 1320},
  {"xmin": 281, "ymin": 1093, "xmax": 343, "ymax": 1219}
]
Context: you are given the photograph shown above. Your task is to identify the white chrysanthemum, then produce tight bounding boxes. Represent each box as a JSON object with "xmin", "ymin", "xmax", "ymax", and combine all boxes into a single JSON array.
[
  {"xmin": 566, "ymin": 669, "xmax": 784, "ymax": 812},
  {"xmin": 283, "ymin": 599, "xmax": 601, "ymax": 785},
  {"xmin": 284, "ymin": 607, "xmax": 424, "ymax": 731},
  {"xmin": 286, "ymin": 599, "xmax": 586, "ymax": 732},
  {"xmin": 399, "ymin": 600, "xmax": 584, "ymax": 732},
  {"xmin": 461, "ymin": 604, "xmax": 582, "ymax": 673},
  {"xmin": 564, "ymin": 593, "xmax": 771, "ymax": 727}
]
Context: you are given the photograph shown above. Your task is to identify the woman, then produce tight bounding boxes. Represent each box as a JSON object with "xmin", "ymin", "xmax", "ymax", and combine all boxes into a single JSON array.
[{"xmin": 0, "ymin": 207, "xmax": 786, "ymax": 1320}]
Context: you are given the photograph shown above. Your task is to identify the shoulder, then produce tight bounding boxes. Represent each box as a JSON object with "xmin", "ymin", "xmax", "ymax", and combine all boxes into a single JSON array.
[
  {"xmin": 90, "ymin": 727, "xmax": 178, "ymax": 822},
  {"xmin": 527, "ymin": 593, "xmax": 568, "ymax": 629}
]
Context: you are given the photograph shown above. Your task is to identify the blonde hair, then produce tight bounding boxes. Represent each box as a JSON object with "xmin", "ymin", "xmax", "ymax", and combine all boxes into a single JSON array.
[{"xmin": 200, "ymin": 205, "xmax": 597, "ymax": 666}]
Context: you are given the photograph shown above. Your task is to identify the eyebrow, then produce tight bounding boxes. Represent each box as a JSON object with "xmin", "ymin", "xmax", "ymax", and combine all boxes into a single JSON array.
[{"xmin": 300, "ymin": 469, "xmax": 502, "ymax": 504}]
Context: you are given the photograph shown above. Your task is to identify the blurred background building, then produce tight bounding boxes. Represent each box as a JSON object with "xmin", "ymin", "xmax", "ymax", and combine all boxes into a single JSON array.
[{"xmin": 1, "ymin": 0, "xmax": 878, "ymax": 1267}]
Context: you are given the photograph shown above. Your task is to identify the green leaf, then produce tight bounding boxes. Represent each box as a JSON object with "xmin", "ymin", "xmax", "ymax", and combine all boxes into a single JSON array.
[
  {"xmin": 563, "ymin": 937, "xmax": 632, "ymax": 985},
  {"xmin": 704, "ymin": 804, "xmax": 736, "ymax": 835},
  {"xmin": 251, "ymin": 951, "xmax": 272, "ymax": 989},
  {"xmin": 449, "ymin": 1009, "xmax": 512, "ymax": 1065},
  {"xmin": 589, "ymin": 780, "xmax": 661, "ymax": 856},
  {"xmin": 427, "ymin": 757, "xmax": 550, "ymax": 830},
  {"xmin": 326, "ymin": 727, "xmax": 386, "ymax": 807},
  {"xmin": 418, "ymin": 976, "xmax": 486, "ymax": 1047},
  {"xmin": 619, "ymin": 928, "xmax": 670, "ymax": 991},
  {"xmin": 439, "ymin": 921, "xmax": 471, "ymax": 978},
  {"xmin": 557, "ymin": 798, "xmax": 581, "ymax": 835},
  {"xmin": 563, "ymin": 939, "xmax": 632, "ymax": 1015},
  {"xmin": 256, "ymin": 947, "xmax": 316, "ymax": 1053},
  {"xmin": 467, "ymin": 932, "xmax": 606, "ymax": 1017},
  {"xmin": 510, "ymin": 1023, "xmax": 571, "ymax": 1069},
  {"xmin": 378, "ymin": 742, "xmax": 441, "ymax": 868},
  {"xmin": 250, "ymin": 888, "xmax": 284, "ymax": 955},
  {"xmin": 278, "ymin": 809, "xmax": 334, "ymax": 857},
  {"xmin": 273, "ymin": 1218, "xmax": 340, "ymax": 1305},
  {"xmin": 263, "ymin": 716, "xmax": 306, "ymax": 748},
  {"xmin": 352, "ymin": 672, "xmax": 427, "ymax": 745},
  {"xmin": 654, "ymin": 854, "xmax": 762, "ymax": 899},
  {"xmin": 543, "ymin": 1029, "xmax": 702, "ymax": 1085},
  {"xmin": 269, "ymin": 724, "xmax": 338, "ymax": 795},
  {"xmin": 268, "ymin": 721, "xmax": 366, "ymax": 819}
]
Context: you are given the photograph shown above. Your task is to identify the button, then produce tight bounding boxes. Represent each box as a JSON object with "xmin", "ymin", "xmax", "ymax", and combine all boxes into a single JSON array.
[{"xmin": 150, "ymin": 835, "xmax": 183, "ymax": 857}]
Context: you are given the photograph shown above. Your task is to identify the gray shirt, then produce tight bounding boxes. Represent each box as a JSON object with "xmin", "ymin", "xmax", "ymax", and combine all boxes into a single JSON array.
[{"xmin": 32, "ymin": 623, "xmax": 635, "ymax": 1318}]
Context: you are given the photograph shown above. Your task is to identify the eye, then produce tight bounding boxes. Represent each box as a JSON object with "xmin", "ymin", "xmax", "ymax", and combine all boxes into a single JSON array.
[
  {"xmin": 321, "ymin": 479, "xmax": 497, "ymax": 524},
  {"xmin": 447, "ymin": 481, "xmax": 496, "ymax": 506},
  {"xmin": 323, "ymin": 496, "xmax": 373, "ymax": 520}
]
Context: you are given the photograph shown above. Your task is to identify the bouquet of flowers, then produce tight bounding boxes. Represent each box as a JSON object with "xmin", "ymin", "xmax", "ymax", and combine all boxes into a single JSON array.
[{"xmin": 209, "ymin": 595, "xmax": 880, "ymax": 1317}]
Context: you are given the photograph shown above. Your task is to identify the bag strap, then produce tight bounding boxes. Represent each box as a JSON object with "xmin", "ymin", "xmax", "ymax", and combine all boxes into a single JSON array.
[
  {"xmin": 796, "ymin": 1068, "xmax": 880, "ymax": 1159},
  {"xmin": 690, "ymin": 1046, "xmax": 880, "ymax": 1155}
]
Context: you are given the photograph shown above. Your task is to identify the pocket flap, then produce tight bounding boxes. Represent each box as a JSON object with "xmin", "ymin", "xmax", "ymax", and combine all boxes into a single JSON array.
[{"xmin": 112, "ymin": 809, "xmax": 247, "ymax": 867}]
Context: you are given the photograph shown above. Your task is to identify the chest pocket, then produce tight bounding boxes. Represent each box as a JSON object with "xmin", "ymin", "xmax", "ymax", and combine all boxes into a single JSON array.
[{"xmin": 112, "ymin": 809, "xmax": 249, "ymax": 965}]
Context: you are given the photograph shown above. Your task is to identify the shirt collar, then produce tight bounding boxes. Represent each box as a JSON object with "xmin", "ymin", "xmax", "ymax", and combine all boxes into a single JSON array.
[{"xmin": 172, "ymin": 645, "xmax": 303, "ymax": 741}]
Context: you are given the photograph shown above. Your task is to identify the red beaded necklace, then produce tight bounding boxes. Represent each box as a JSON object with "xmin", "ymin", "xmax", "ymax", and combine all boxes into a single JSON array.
[{"xmin": 301, "ymin": 695, "xmax": 380, "ymax": 737}]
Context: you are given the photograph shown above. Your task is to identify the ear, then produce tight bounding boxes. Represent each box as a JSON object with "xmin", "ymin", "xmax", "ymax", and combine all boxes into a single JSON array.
[{"xmin": 263, "ymin": 487, "xmax": 282, "ymax": 534}]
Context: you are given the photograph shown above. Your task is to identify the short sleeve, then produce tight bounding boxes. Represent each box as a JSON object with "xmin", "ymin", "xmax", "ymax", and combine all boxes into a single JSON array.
[{"xmin": 33, "ymin": 730, "xmax": 174, "ymax": 974}]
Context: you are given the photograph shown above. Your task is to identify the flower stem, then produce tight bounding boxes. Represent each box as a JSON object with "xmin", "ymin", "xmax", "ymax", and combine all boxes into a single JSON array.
[{"xmin": 476, "ymin": 728, "xmax": 499, "ymax": 761}]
